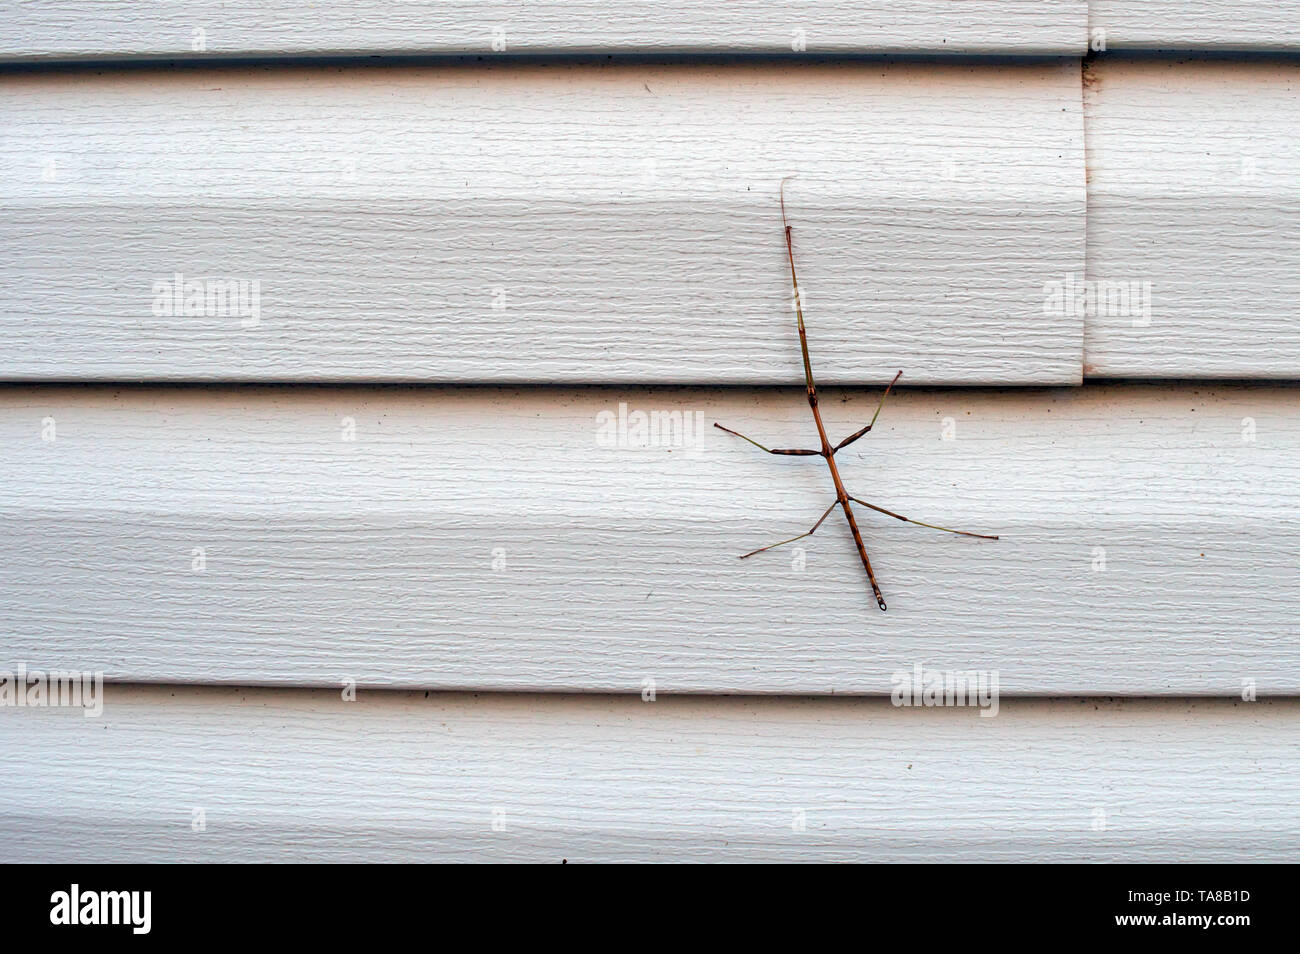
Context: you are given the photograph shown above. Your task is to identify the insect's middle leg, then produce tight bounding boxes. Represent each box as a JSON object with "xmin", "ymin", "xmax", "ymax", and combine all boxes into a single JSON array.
[{"xmin": 738, "ymin": 501, "xmax": 838, "ymax": 559}]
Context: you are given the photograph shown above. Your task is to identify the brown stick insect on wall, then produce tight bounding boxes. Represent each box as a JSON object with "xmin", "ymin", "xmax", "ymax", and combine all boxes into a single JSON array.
[{"xmin": 714, "ymin": 178, "xmax": 998, "ymax": 611}]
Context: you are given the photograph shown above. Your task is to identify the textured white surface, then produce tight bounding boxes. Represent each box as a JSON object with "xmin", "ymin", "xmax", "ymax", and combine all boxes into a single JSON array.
[
  {"xmin": 1084, "ymin": 58, "xmax": 1300, "ymax": 378},
  {"xmin": 1, "ymin": 687, "xmax": 1294, "ymax": 862},
  {"xmin": 0, "ymin": 61, "xmax": 1085, "ymax": 385},
  {"xmin": 1091, "ymin": 2, "xmax": 1300, "ymax": 50},
  {"xmin": 2, "ymin": 383, "xmax": 1295, "ymax": 694},
  {"xmin": 0, "ymin": 1, "xmax": 1088, "ymax": 59},
  {"xmin": 2, "ymin": 15, "xmax": 1297, "ymax": 868}
]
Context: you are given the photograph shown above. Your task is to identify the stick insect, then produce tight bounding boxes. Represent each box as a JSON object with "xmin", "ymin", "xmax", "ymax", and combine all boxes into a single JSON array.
[{"xmin": 714, "ymin": 178, "xmax": 997, "ymax": 611}]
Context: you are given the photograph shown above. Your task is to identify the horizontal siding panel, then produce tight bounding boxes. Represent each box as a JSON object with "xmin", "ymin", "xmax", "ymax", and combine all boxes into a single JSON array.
[
  {"xmin": 2, "ymin": 687, "xmax": 1295, "ymax": 862},
  {"xmin": 2, "ymin": 383, "xmax": 1295, "ymax": 694},
  {"xmin": 1091, "ymin": 2, "xmax": 1300, "ymax": 51},
  {"xmin": 0, "ymin": 1, "xmax": 1088, "ymax": 60},
  {"xmin": 0, "ymin": 62, "xmax": 1085, "ymax": 386},
  {"xmin": 1084, "ymin": 58, "xmax": 1300, "ymax": 377}
]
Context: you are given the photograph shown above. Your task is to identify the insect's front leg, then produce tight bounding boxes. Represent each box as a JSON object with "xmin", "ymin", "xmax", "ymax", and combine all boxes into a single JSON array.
[{"xmin": 713, "ymin": 423, "xmax": 821, "ymax": 456}]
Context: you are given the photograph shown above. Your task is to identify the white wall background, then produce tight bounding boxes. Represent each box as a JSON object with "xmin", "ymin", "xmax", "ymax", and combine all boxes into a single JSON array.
[{"xmin": 1, "ymin": 1, "xmax": 1298, "ymax": 862}]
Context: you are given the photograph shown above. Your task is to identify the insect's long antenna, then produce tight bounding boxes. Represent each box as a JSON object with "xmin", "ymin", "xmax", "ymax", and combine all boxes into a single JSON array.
[{"xmin": 780, "ymin": 176, "xmax": 816, "ymax": 396}]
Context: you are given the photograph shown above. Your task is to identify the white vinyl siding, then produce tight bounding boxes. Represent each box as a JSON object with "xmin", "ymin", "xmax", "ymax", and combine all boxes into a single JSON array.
[
  {"xmin": 0, "ymin": 61, "xmax": 1085, "ymax": 385},
  {"xmin": 3, "ymin": 687, "xmax": 1295, "ymax": 862},
  {"xmin": 3, "ymin": 5, "xmax": 1299, "ymax": 864},
  {"xmin": 1084, "ymin": 58, "xmax": 1300, "ymax": 377},
  {"xmin": 7, "ymin": 58, "xmax": 1300, "ymax": 382},
  {"xmin": 0, "ymin": 1, "xmax": 1089, "ymax": 59},
  {"xmin": 1091, "ymin": 1, "xmax": 1300, "ymax": 51},
  {"xmin": 3, "ymin": 383, "xmax": 1294, "ymax": 693}
]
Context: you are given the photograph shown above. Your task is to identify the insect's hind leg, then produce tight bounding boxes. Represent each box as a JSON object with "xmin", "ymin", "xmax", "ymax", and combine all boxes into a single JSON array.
[
  {"xmin": 849, "ymin": 496, "xmax": 999, "ymax": 540},
  {"xmin": 738, "ymin": 501, "xmax": 838, "ymax": 559}
]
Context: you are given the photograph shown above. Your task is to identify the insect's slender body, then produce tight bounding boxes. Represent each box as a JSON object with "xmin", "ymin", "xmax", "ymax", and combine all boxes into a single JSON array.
[
  {"xmin": 714, "ymin": 178, "xmax": 997, "ymax": 611},
  {"xmin": 785, "ymin": 214, "xmax": 888, "ymax": 609}
]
